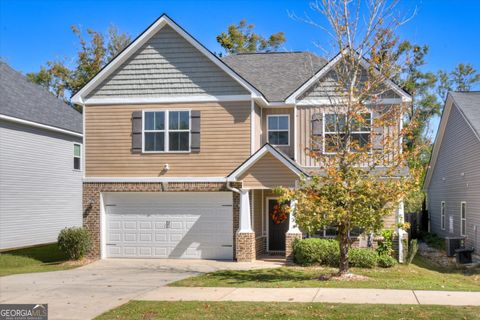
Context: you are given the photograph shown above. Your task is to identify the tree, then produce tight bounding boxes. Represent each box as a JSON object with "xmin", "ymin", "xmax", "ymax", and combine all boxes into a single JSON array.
[
  {"xmin": 216, "ymin": 19, "xmax": 286, "ymax": 55},
  {"xmin": 438, "ymin": 63, "xmax": 480, "ymax": 100},
  {"xmin": 27, "ymin": 25, "xmax": 131, "ymax": 107},
  {"xmin": 277, "ymin": 0, "xmax": 422, "ymax": 275}
]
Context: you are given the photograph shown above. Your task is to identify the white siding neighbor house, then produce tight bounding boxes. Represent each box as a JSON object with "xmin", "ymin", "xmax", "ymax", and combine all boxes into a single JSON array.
[
  {"xmin": 0, "ymin": 62, "xmax": 83, "ymax": 250},
  {"xmin": 424, "ymin": 92, "xmax": 480, "ymax": 252}
]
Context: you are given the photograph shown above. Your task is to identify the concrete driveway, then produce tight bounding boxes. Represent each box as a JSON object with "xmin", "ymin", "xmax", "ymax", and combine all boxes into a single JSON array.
[{"xmin": 0, "ymin": 259, "xmax": 282, "ymax": 320}]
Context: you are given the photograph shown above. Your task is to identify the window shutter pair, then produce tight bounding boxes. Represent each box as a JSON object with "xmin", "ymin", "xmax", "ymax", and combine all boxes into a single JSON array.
[
  {"xmin": 131, "ymin": 110, "xmax": 201, "ymax": 153},
  {"xmin": 311, "ymin": 113, "xmax": 323, "ymax": 151}
]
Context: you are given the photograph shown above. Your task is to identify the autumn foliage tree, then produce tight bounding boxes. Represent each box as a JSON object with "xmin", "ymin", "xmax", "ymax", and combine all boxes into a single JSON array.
[{"xmin": 278, "ymin": 0, "xmax": 424, "ymax": 274}]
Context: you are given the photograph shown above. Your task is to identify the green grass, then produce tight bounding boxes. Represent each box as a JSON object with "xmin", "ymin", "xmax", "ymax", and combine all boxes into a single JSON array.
[
  {"xmin": 171, "ymin": 256, "xmax": 480, "ymax": 291},
  {"xmin": 0, "ymin": 243, "xmax": 76, "ymax": 276},
  {"xmin": 95, "ymin": 301, "xmax": 480, "ymax": 320}
]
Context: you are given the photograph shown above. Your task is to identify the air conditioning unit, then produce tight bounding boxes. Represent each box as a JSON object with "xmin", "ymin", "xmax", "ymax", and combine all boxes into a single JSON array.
[{"xmin": 445, "ymin": 237, "xmax": 465, "ymax": 257}]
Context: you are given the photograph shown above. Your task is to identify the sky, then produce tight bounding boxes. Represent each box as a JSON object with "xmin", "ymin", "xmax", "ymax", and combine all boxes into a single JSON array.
[{"xmin": 1, "ymin": 0, "xmax": 480, "ymax": 137}]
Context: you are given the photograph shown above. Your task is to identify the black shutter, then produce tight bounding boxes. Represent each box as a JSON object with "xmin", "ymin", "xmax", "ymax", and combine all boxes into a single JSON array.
[
  {"xmin": 191, "ymin": 110, "xmax": 201, "ymax": 153},
  {"xmin": 132, "ymin": 111, "xmax": 142, "ymax": 154},
  {"xmin": 311, "ymin": 113, "xmax": 323, "ymax": 151}
]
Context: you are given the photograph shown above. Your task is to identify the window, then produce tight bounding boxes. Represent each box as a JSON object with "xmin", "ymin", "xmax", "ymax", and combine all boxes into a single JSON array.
[
  {"xmin": 441, "ymin": 201, "xmax": 446, "ymax": 230},
  {"xmin": 461, "ymin": 202, "xmax": 466, "ymax": 236},
  {"xmin": 73, "ymin": 144, "xmax": 81, "ymax": 170},
  {"xmin": 143, "ymin": 110, "xmax": 190, "ymax": 152},
  {"xmin": 323, "ymin": 113, "xmax": 371, "ymax": 153},
  {"xmin": 267, "ymin": 115, "xmax": 289, "ymax": 146}
]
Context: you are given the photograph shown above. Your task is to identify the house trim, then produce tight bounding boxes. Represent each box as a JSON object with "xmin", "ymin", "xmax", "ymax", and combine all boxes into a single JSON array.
[
  {"xmin": 71, "ymin": 14, "xmax": 262, "ymax": 105},
  {"xmin": 82, "ymin": 95, "xmax": 252, "ymax": 105},
  {"xmin": 0, "ymin": 114, "xmax": 83, "ymax": 138},
  {"xmin": 285, "ymin": 48, "xmax": 412, "ymax": 104},
  {"xmin": 83, "ymin": 177, "xmax": 227, "ymax": 183}
]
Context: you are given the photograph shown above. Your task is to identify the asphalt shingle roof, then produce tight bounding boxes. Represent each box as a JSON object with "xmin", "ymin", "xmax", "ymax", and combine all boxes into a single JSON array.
[
  {"xmin": 0, "ymin": 62, "xmax": 82, "ymax": 134},
  {"xmin": 450, "ymin": 91, "xmax": 480, "ymax": 137},
  {"xmin": 222, "ymin": 52, "xmax": 327, "ymax": 102}
]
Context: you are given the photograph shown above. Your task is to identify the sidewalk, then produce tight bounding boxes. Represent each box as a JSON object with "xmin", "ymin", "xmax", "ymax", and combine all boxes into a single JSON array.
[{"xmin": 136, "ymin": 287, "xmax": 480, "ymax": 306}]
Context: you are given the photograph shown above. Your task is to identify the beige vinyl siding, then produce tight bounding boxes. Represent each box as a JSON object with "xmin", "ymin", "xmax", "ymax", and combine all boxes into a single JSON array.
[
  {"xmin": 252, "ymin": 189, "xmax": 264, "ymax": 236},
  {"xmin": 253, "ymin": 103, "xmax": 262, "ymax": 151},
  {"xmin": 238, "ymin": 153, "xmax": 299, "ymax": 189},
  {"xmin": 299, "ymin": 68, "xmax": 399, "ymax": 101},
  {"xmin": 261, "ymin": 107, "xmax": 294, "ymax": 158},
  {"xmin": 88, "ymin": 25, "xmax": 248, "ymax": 99},
  {"xmin": 297, "ymin": 105, "xmax": 400, "ymax": 167},
  {"xmin": 85, "ymin": 101, "xmax": 251, "ymax": 177}
]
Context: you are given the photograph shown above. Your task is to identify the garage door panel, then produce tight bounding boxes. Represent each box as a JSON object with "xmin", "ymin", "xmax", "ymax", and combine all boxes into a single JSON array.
[{"xmin": 105, "ymin": 192, "xmax": 233, "ymax": 260}]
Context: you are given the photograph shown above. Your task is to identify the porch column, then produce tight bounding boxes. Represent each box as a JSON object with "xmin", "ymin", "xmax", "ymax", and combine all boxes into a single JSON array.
[
  {"xmin": 236, "ymin": 189, "xmax": 255, "ymax": 262},
  {"xmin": 286, "ymin": 199, "xmax": 302, "ymax": 263},
  {"xmin": 239, "ymin": 189, "xmax": 253, "ymax": 232},
  {"xmin": 396, "ymin": 200, "xmax": 408, "ymax": 263}
]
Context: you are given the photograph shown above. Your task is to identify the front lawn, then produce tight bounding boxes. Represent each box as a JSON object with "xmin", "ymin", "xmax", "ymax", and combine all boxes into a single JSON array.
[
  {"xmin": 95, "ymin": 301, "xmax": 480, "ymax": 320},
  {"xmin": 171, "ymin": 256, "xmax": 480, "ymax": 291},
  {"xmin": 0, "ymin": 243, "xmax": 80, "ymax": 276}
]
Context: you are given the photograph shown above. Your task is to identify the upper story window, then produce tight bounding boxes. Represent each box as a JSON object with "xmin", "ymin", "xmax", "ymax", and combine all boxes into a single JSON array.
[
  {"xmin": 143, "ymin": 110, "xmax": 190, "ymax": 152},
  {"xmin": 73, "ymin": 144, "xmax": 81, "ymax": 170},
  {"xmin": 323, "ymin": 113, "xmax": 371, "ymax": 153},
  {"xmin": 267, "ymin": 115, "xmax": 289, "ymax": 146}
]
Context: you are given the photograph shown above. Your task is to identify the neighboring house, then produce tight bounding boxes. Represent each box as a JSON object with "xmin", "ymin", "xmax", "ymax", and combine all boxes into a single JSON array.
[
  {"xmin": 424, "ymin": 92, "xmax": 480, "ymax": 252},
  {"xmin": 72, "ymin": 14, "xmax": 412, "ymax": 261},
  {"xmin": 0, "ymin": 62, "xmax": 83, "ymax": 250}
]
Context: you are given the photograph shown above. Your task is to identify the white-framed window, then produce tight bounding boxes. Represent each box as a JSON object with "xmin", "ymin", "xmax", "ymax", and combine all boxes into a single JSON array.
[
  {"xmin": 143, "ymin": 110, "xmax": 190, "ymax": 152},
  {"xmin": 440, "ymin": 201, "xmax": 446, "ymax": 230},
  {"xmin": 73, "ymin": 143, "xmax": 81, "ymax": 170},
  {"xmin": 323, "ymin": 112, "xmax": 372, "ymax": 154},
  {"xmin": 267, "ymin": 115, "xmax": 289, "ymax": 146},
  {"xmin": 461, "ymin": 201, "xmax": 466, "ymax": 236}
]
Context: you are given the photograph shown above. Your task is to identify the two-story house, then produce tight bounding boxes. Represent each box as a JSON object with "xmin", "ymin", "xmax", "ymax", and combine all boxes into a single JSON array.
[{"xmin": 72, "ymin": 14, "xmax": 412, "ymax": 262}]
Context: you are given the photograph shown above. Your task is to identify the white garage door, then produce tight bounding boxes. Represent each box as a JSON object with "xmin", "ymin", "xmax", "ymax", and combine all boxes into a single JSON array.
[{"xmin": 104, "ymin": 192, "xmax": 233, "ymax": 259}]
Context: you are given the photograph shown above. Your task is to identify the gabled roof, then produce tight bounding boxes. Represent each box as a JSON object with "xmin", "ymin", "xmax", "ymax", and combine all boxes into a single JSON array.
[
  {"xmin": 423, "ymin": 91, "xmax": 480, "ymax": 190},
  {"xmin": 285, "ymin": 48, "xmax": 412, "ymax": 104},
  {"xmin": 0, "ymin": 62, "xmax": 82, "ymax": 134},
  {"xmin": 228, "ymin": 143, "xmax": 309, "ymax": 181},
  {"xmin": 71, "ymin": 14, "xmax": 262, "ymax": 105},
  {"xmin": 221, "ymin": 52, "xmax": 327, "ymax": 102}
]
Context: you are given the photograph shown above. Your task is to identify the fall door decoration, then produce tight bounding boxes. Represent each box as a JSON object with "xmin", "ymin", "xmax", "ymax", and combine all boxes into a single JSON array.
[{"xmin": 271, "ymin": 203, "xmax": 289, "ymax": 224}]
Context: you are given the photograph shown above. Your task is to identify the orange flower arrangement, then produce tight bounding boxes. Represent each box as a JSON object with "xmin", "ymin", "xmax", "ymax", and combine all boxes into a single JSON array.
[{"xmin": 271, "ymin": 203, "xmax": 289, "ymax": 224}]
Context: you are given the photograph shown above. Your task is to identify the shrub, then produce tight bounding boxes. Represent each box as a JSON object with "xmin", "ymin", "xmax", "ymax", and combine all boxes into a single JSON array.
[
  {"xmin": 57, "ymin": 227, "xmax": 92, "ymax": 260},
  {"xmin": 421, "ymin": 232, "xmax": 445, "ymax": 251},
  {"xmin": 377, "ymin": 254, "xmax": 397, "ymax": 268},
  {"xmin": 349, "ymin": 248, "xmax": 378, "ymax": 268},
  {"xmin": 406, "ymin": 239, "xmax": 418, "ymax": 265},
  {"xmin": 293, "ymin": 238, "xmax": 339, "ymax": 266},
  {"xmin": 376, "ymin": 229, "xmax": 395, "ymax": 256}
]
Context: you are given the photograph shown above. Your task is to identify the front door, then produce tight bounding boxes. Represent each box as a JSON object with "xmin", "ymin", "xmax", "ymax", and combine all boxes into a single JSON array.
[{"xmin": 268, "ymin": 199, "xmax": 289, "ymax": 251}]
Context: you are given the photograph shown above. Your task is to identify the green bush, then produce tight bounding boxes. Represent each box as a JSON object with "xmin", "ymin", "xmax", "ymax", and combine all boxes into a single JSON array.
[
  {"xmin": 421, "ymin": 232, "xmax": 445, "ymax": 251},
  {"xmin": 349, "ymin": 248, "xmax": 378, "ymax": 268},
  {"xmin": 376, "ymin": 229, "xmax": 395, "ymax": 256},
  {"xmin": 57, "ymin": 227, "xmax": 92, "ymax": 260},
  {"xmin": 406, "ymin": 239, "xmax": 418, "ymax": 265},
  {"xmin": 293, "ymin": 238, "xmax": 339, "ymax": 266},
  {"xmin": 377, "ymin": 254, "xmax": 397, "ymax": 268}
]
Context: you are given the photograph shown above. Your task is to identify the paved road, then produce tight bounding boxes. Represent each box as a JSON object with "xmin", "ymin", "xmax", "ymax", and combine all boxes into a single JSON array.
[
  {"xmin": 0, "ymin": 259, "xmax": 282, "ymax": 320},
  {"xmin": 138, "ymin": 286, "xmax": 480, "ymax": 306}
]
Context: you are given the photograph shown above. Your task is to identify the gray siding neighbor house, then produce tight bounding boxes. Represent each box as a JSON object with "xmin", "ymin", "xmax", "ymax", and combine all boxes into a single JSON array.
[
  {"xmin": 424, "ymin": 92, "xmax": 480, "ymax": 252},
  {"xmin": 0, "ymin": 62, "xmax": 83, "ymax": 250}
]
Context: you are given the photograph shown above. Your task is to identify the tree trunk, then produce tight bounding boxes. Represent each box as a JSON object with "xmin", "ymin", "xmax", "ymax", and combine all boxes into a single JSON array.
[{"xmin": 338, "ymin": 226, "xmax": 349, "ymax": 275}]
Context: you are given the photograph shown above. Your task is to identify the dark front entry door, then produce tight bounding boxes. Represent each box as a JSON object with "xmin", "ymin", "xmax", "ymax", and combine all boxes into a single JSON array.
[{"xmin": 268, "ymin": 199, "xmax": 289, "ymax": 251}]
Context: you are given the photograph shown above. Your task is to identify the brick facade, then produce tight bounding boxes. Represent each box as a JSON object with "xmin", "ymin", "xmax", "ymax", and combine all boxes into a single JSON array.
[
  {"xmin": 285, "ymin": 232, "xmax": 302, "ymax": 262},
  {"xmin": 83, "ymin": 182, "xmax": 241, "ymax": 259},
  {"xmin": 235, "ymin": 231, "xmax": 256, "ymax": 262}
]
